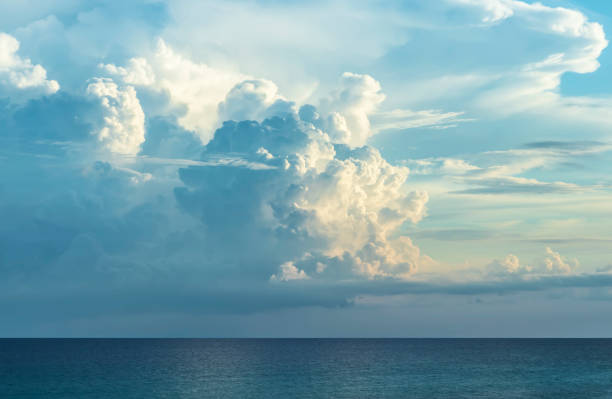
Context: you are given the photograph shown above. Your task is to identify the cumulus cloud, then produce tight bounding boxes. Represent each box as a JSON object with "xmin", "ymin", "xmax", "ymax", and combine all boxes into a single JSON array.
[
  {"xmin": 100, "ymin": 57, "xmax": 155, "ymax": 86},
  {"xmin": 102, "ymin": 48, "xmax": 469, "ymax": 148},
  {"xmin": 318, "ymin": 72, "xmax": 385, "ymax": 147},
  {"xmin": 104, "ymin": 54, "xmax": 382, "ymax": 147},
  {"xmin": 218, "ymin": 79, "xmax": 295, "ymax": 122},
  {"xmin": 270, "ymin": 261, "xmax": 309, "ymax": 282},
  {"xmin": 102, "ymin": 39, "xmax": 247, "ymax": 142},
  {"xmin": 487, "ymin": 248, "xmax": 578, "ymax": 277},
  {"xmin": 487, "ymin": 254, "xmax": 532, "ymax": 276},
  {"xmin": 0, "ymin": 32, "xmax": 59, "ymax": 100},
  {"xmin": 176, "ymin": 112, "xmax": 429, "ymax": 281},
  {"xmin": 544, "ymin": 247, "xmax": 577, "ymax": 274},
  {"xmin": 86, "ymin": 78, "xmax": 145, "ymax": 155}
]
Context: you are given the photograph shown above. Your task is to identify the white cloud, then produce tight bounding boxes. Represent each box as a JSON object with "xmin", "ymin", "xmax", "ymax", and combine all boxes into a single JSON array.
[
  {"xmin": 488, "ymin": 248, "xmax": 578, "ymax": 277},
  {"xmin": 451, "ymin": 0, "xmax": 514, "ymax": 24},
  {"xmin": 544, "ymin": 247, "xmax": 577, "ymax": 274},
  {"xmin": 102, "ymin": 39, "xmax": 247, "ymax": 143},
  {"xmin": 218, "ymin": 79, "xmax": 295, "ymax": 123},
  {"xmin": 86, "ymin": 78, "xmax": 145, "ymax": 155},
  {"xmin": 370, "ymin": 109, "xmax": 473, "ymax": 132},
  {"xmin": 270, "ymin": 261, "xmax": 309, "ymax": 282},
  {"xmin": 403, "ymin": 158, "xmax": 481, "ymax": 176},
  {"xmin": 177, "ymin": 109, "xmax": 429, "ymax": 280},
  {"xmin": 407, "ymin": 142, "xmax": 611, "ymax": 195},
  {"xmin": 488, "ymin": 254, "xmax": 532, "ymax": 276},
  {"xmin": 319, "ymin": 72, "xmax": 385, "ymax": 147},
  {"xmin": 100, "ymin": 57, "xmax": 155, "ymax": 86},
  {"xmin": 0, "ymin": 32, "xmax": 59, "ymax": 100},
  {"xmin": 469, "ymin": 1, "xmax": 608, "ymax": 116}
]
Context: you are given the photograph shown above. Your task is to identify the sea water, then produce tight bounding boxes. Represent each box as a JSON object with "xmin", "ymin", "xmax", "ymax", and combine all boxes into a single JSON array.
[{"xmin": 2, "ymin": 338, "xmax": 612, "ymax": 398}]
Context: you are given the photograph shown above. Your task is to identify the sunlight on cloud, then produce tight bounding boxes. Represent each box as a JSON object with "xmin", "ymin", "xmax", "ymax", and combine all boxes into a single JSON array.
[
  {"xmin": 87, "ymin": 78, "xmax": 145, "ymax": 155},
  {"xmin": 0, "ymin": 32, "xmax": 59, "ymax": 100},
  {"xmin": 176, "ymin": 111, "xmax": 430, "ymax": 281},
  {"xmin": 102, "ymin": 39, "xmax": 247, "ymax": 143}
]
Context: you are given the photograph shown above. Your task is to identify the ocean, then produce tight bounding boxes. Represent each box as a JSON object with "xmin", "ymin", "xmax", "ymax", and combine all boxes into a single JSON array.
[{"xmin": 1, "ymin": 338, "xmax": 612, "ymax": 398}]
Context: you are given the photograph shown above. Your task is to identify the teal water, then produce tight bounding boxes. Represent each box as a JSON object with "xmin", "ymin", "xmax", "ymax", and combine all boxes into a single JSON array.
[{"xmin": 1, "ymin": 339, "xmax": 612, "ymax": 398}]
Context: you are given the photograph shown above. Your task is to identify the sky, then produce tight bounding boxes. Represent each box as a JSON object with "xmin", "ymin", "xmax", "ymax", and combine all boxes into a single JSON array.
[{"xmin": 1, "ymin": 0, "xmax": 612, "ymax": 337}]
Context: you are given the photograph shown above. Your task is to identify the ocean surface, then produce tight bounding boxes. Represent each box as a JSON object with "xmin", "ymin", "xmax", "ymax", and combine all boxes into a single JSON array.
[{"xmin": 2, "ymin": 338, "xmax": 612, "ymax": 398}]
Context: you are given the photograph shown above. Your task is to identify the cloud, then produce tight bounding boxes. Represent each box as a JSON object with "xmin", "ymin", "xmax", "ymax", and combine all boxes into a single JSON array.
[
  {"xmin": 318, "ymin": 72, "xmax": 385, "ymax": 147},
  {"xmin": 101, "ymin": 39, "xmax": 247, "ymax": 142},
  {"xmin": 413, "ymin": 228, "xmax": 496, "ymax": 241},
  {"xmin": 103, "ymin": 48, "xmax": 469, "ymax": 149},
  {"xmin": 218, "ymin": 79, "xmax": 295, "ymax": 122},
  {"xmin": 468, "ymin": 0, "xmax": 608, "ymax": 115},
  {"xmin": 1, "ymin": 0, "xmax": 612, "ymax": 335},
  {"xmin": 451, "ymin": 142, "xmax": 612, "ymax": 194},
  {"xmin": 522, "ymin": 140, "xmax": 609, "ymax": 153},
  {"xmin": 450, "ymin": 0, "xmax": 514, "ymax": 24},
  {"xmin": 87, "ymin": 78, "xmax": 146, "ymax": 155},
  {"xmin": 544, "ymin": 246, "xmax": 577, "ymax": 274},
  {"xmin": 487, "ymin": 248, "xmax": 577, "ymax": 277},
  {"xmin": 0, "ymin": 32, "xmax": 59, "ymax": 100},
  {"xmin": 176, "ymin": 113, "xmax": 429, "ymax": 281},
  {"xmin": 487, "ymin": 254, "xmax": 532, "ymax": 276},
  {"xmin": 270, "ymin": 261, "xmax": 309, "ymax": 282},
  {"xmin": 407, "ymin": 140, "xmax": 612, "ymax": 195},
  {"xmin": 455, "ymin": 176, "xmax": 585, "ymax": 195},
  {"xmin": 370, "ymin": 108, "xmax": 473, "ymax": 131},
  {"xmin": 403, "ymin": 158, "xmax": 481, "ymax": 176},
  {"xmin": 596, "ymin": 265, "xmax": 612, "ymax": 274},
  {"xmin": 101, "ymin": 58, "xmax": 155, "ymax": 86},
  {"xmin": 380, "ymin": 0, "xmax": 609, "ymax": 131}
]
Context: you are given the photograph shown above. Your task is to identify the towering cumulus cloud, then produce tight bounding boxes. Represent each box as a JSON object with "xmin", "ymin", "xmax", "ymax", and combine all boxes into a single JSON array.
[
  {"xmin": 102, "ymin": 39, "xmax": 247, "ymax": 142},
  {"xmin": 176, "ymin": 98, "xmax": 429, "ymax": 281},
  {"xmin": 87, "ymin": 78, "xmax": 146, "ymax": 155},
  {"xmin": 320, "ymin": 72, "xmax": 386, "ymax": 147}
]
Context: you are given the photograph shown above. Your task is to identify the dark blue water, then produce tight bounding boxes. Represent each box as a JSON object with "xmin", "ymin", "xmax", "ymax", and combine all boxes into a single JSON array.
[{"xmin": 1, "ymin": 339, "xmax": 612, "ymax": 398}]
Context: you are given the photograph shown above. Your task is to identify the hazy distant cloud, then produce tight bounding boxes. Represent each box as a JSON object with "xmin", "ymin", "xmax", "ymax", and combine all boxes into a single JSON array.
[
  {"xmin": 544, "ymin": 247, "xmax": 577, "ymax": 274},
  {"xmin": 454, "ymin": 176, "xmax": 585, "ymax": 195},
  {"xmin": 487, "ymin": 254, "xmax": 532, "ymax": 276},
  {"xmin": 487, "ymin": 248, "xmax": 577, "ymax": 278},
  {"xmin": 407, "ymin": 141, "xmax": 611, "ymax": 196},
  {"xmin": 596, "ymin": 265, "xmax": 612, "ymax": 273},
  {"xmin": 413, "ymin": 229, "xmax": 496, "ymax": 241},
  {"xmin": 450, "ymin": 0, "xmax": 514, "ymax": 24},
  {"xmin": 522, "ymin": 140, "xmax": 609, "ymax": 153},
  {"xmin": 370, "ymin": 108, "xmax": 472, "ymax": 132},
  {"xmin": 270, "ymin": 261, "xmax": 309, "ymax": 282}
]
